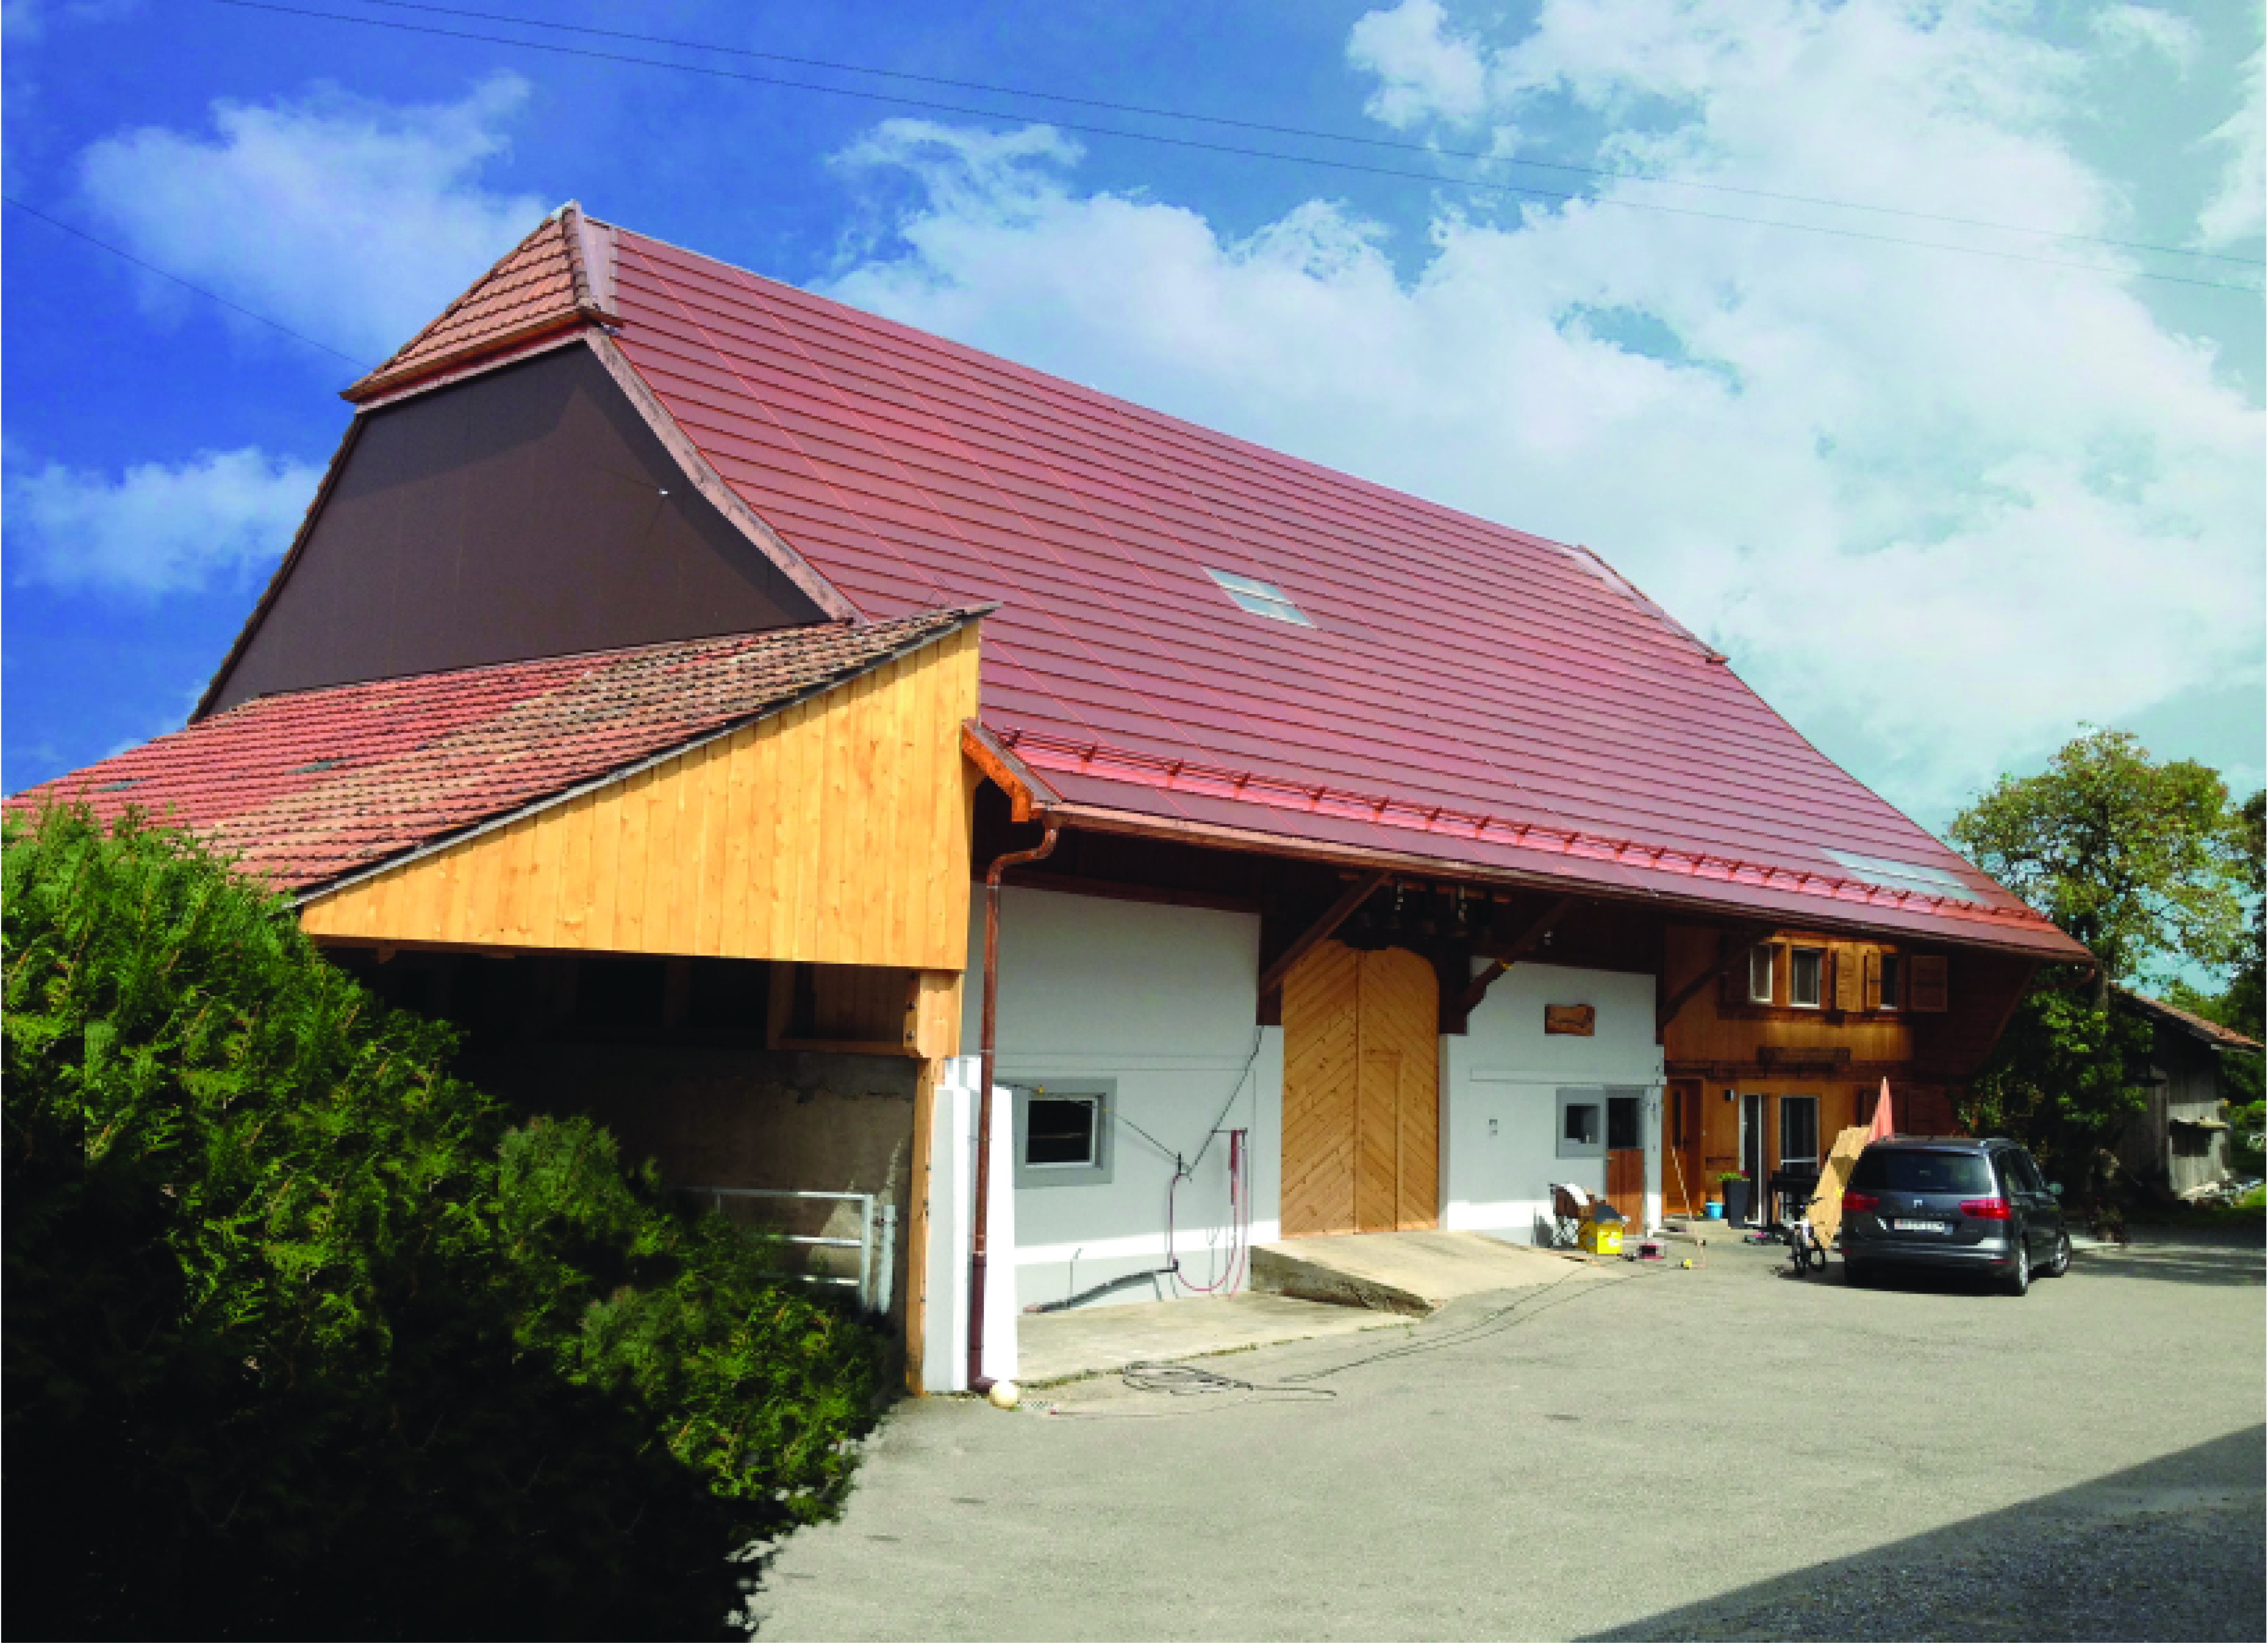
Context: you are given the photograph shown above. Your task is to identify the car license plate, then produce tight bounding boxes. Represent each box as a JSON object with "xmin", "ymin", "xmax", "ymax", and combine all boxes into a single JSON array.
[{"xmin": 1891, "ymin": 1218, "xmax": 1945, "ymax": 1233}]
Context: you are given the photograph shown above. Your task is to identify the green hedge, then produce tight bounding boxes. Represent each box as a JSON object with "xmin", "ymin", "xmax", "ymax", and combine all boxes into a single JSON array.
[{"xmin": 4, "ymin": 806, "xmax": 887, "ymax": 1639}]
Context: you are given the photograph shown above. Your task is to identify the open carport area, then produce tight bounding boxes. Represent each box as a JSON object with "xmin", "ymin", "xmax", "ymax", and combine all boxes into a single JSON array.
[{"xmin": 754, "ymin": 1228, "xmax": 2265, "ymax": 1641}]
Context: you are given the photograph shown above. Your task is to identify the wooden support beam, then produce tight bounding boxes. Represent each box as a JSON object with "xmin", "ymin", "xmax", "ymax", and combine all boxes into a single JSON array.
[
  {"xmin": 1258, "ymin": 870, "xmax": 1389, "ymax": 1002},
  {"xmin": 1435, "ymin": 946, "xmax": 1477, "ymax": 1035},
  {"xmin": 1454, "ymin": 895, "xmax": 1582, "ymax": 1022},
  {"xmin": 1655, "ymin": 922, "xmax": 1777, "ymax": 1035},
  {"xmin": 961, "ymin": 720, "xmax": 1059, "ymax": 823}
]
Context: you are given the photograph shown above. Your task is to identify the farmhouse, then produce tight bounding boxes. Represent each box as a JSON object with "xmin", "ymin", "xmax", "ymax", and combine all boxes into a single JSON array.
[{"xmin": 13, "ymin": 204, "xmax": 2090, "ymax": 1391}]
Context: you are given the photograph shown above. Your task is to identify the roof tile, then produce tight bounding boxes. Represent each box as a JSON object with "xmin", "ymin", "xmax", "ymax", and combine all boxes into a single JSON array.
[
  {"xmin": 589, "ymin": 222, "xmax": 2082, "ymax": 957},
  {"xmin": 7, "ymin": 609, "xmax": 980, "ymax": 894}
]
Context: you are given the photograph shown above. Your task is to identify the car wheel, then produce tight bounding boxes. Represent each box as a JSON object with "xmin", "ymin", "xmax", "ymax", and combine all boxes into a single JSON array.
[
  {"xmin": 2003, "ymin": 1241, "xmax": 2030, "ymax": 1297},
  {"xmin": 2044, "ymin": 1230, "xmax": 2072, "ymax": 1278},
  {"xmin": 1845, "ymin": 1261, "xmax": 1872, "ymax": 1288}
]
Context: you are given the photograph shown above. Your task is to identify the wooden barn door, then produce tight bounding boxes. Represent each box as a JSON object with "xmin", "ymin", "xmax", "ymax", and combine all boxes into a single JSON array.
[{"xmin": 1281, "ymin": 941, "xmax": 1439, "ymax": 1237}]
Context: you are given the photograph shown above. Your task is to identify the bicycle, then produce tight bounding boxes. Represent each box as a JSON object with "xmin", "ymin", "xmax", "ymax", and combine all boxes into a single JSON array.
[{"xmin": 1783, "ymin": 1193, "xmax": 1827, "ymax": 1277}]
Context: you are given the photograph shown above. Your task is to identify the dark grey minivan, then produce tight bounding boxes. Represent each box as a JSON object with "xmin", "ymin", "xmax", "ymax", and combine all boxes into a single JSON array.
[{"xmin": 1840, "ymin": 1137, "xmax": 2071, "ymax": 1295}]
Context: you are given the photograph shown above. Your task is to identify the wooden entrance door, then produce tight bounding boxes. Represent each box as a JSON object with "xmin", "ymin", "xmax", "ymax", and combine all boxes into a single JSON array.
[
  {"xmin": 1281, "ymin": 941, "xmax": 1439, "ymax": 1237},
  {"xmin": 1604, "ymin": 1091, "xmax": 1644, "ymax": 1226}
]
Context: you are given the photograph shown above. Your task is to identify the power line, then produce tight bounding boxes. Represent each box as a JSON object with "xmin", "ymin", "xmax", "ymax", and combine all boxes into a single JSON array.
[
  {"xmin": 4, "ymin": 195, "xmax": 369, "ymax": 366},
  {"xmin": 341, "ymin": 0, "xmax": 2267, "ymax": 272},
  {"xmin": 196, "ymin": 0, "xmax": 2268, "ymax": 297}
]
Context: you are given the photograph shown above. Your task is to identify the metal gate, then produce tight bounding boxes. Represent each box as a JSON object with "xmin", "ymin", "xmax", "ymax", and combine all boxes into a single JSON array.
[{"xmin": 685, "ymin": 1187, "xmax": 898, "ymax": 1315}]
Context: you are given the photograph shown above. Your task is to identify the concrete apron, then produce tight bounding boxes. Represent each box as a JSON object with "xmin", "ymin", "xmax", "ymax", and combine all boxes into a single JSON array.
[
  {"xmin": 1016, "ymin": 1231, "xmax": 1611, "ymax": 1386},
  {"xmin": 1016, "ymin": 1292, "xmax": 1406, "ymax": 1386},
  {"xmin": 1252, "ymin": 1228, "xmax": 1606, "ymax": 1313}
]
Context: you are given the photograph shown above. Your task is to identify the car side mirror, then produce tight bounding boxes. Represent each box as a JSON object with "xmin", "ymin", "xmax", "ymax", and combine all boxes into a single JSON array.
[{"xmin": 2048, "ymin": 1182, "xmax": 2063, "ymax": 1197}]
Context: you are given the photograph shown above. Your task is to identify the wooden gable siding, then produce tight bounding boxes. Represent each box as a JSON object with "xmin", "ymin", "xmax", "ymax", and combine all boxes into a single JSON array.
[{"xmin": 300, "ymin": 624, "xmax": 981, "ymax": 968}]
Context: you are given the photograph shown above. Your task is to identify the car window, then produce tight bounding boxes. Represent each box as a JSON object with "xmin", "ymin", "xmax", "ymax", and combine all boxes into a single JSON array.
[
  {"xmin": 1848, "ymin": 1149, "xmax": 1994, "ymax": 1195},
  {"xmin": 2004, "ymin": 1151, "xmax": 2046, "ymax": 1194}
]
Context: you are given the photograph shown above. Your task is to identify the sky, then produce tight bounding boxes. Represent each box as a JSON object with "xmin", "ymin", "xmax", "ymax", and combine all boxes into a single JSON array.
[{"xmin": 4, "ymin": 0, "xmax": 2264, "ymax": 846}]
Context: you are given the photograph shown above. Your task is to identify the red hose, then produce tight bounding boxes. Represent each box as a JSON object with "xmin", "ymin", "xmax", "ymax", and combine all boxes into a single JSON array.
[{"xmin": 1169, "ymin": 1128, "xmax": 1249, "ymax": 1295}]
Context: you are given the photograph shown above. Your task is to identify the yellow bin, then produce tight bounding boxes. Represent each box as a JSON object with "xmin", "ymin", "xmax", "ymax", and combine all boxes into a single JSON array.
[{"xmin": 1579, "ymin": 1220, "xmax": 1624, "ymax": 1256}]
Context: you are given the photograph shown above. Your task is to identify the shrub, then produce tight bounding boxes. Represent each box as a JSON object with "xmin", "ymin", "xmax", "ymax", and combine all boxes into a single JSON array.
[{"xmin": 4, "ymin": 806, "xmax": 886, "ymax": 1639}]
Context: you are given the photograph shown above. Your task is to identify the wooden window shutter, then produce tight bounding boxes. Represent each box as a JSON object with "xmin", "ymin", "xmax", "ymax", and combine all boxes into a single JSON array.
[
  {"xmin": 1862, "ymin": 951, "xmax": 1882, "ymax": 1011},
  {"xmin": 1832, "ymin": 947, "xmax": 1861, "ymax": 1012},
  {"xmin": 1908, "ymin": 954, "xmax": 1948, "ymax": 1012}
]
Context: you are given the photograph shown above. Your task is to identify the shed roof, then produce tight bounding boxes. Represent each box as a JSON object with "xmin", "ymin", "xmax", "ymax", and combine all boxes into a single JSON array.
[
  {"xmin": 8, "ymin": 607, "xmax": 980, "ymax": 895},
  {"xmin": 2114, "ymin": 986, "xmax": 2264, "ymax": 1053}
]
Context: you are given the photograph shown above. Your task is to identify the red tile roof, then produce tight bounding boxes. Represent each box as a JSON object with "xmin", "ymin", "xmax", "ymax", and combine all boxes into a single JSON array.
[
  {"xmin": 575, "ymin": 221, "xmax": 2080, "ymax": 957},
  {"xmin": 8, "ymin": 608, "xmax": 980, "ymax": 894},
  {"xmin": 2115, "ymin": 987, "xmax": 2264, "ymax": 1053},
  {"xmin": 345, "ymin": 203, "xmax": 612, "ymax": 403}
]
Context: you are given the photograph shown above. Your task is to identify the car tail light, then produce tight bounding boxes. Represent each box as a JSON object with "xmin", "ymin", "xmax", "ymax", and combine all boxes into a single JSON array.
[
  {"xmin": 1843, "ymin": 1192, "xmax": 1880, "ymax": 1213},
  {"xmin": 1960, "ymin": 1197, "xmax": 2012, "ymax": 1220}
]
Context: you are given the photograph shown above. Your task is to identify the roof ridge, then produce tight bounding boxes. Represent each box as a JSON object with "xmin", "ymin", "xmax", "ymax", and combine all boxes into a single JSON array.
[{"xmin": 343, "ymin": 203, "xmax": 616, "ymax": 404}]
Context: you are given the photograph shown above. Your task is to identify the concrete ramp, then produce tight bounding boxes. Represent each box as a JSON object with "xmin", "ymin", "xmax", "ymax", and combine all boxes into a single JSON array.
[{"xmin": 1252, "ymin": 1230, "xmax": 1593, "ymax": 1315}]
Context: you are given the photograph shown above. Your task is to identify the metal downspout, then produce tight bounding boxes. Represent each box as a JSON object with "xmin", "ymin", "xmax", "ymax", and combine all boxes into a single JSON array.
[{"xmin": 970, "ymin": 815, "xmax": 1060, "ymax": 1394}]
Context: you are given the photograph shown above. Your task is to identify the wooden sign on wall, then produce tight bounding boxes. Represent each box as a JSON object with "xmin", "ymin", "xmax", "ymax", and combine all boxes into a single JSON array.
[{"xmin": 1545, "ymin": 1004, "xmax": 1596, "ymax": 1037}]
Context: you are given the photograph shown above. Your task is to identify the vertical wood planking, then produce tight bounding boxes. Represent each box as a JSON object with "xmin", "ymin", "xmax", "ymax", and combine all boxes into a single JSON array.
[{"xmin": 298, "ymin": 633, "xmax": 982, "ymax": 969}]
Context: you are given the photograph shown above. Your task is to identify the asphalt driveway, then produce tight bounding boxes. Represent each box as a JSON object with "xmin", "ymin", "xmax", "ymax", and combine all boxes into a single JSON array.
[{"xmin": 752, "ymin": 1227, "xmax": 2265, "ymax": 1641}]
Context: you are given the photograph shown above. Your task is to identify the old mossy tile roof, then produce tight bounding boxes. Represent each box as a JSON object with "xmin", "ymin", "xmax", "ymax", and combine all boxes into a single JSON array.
[{"xmin": 9, "ymin": 607, "xmax": 981, "ymax": 895}]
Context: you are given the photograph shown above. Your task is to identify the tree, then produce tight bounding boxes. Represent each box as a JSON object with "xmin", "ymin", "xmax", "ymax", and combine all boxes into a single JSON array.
[
  {"xmin": 1951, "ymin": 729, "xmax": 2251, "ymax": 1005},
  {"xmin": 1950, "ymin": 731, "xmax": 2255, "ymax": 1179},
  {"xmin": 4, "ymin": 805, "xmax": 886, "ymax": 1639}
]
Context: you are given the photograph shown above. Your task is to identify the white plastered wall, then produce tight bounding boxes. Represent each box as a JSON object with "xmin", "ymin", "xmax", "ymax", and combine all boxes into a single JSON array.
[
  {"xmin": 1442, "ymin": 961, "xmax": 1666, "ymax": 1243},
  {"xmin": 963, "ymin": 886, "xmax": 1283, "ymax": 1310}
]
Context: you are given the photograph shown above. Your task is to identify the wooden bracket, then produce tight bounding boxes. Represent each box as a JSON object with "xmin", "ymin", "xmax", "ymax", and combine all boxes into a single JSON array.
[
  {"xmin": 1656, "ymin": 922, "xmax": 1777, "ymax": 1034},
  {"xmin": 961, "ymin": 720, "xmax": 1059, "ymax": 823},
  {"xmin": 1258, "ymin": 869, "xmax": 1390, "ymax": 1010},
  {"xmin": 1454, "ymin": 895, "xmax": 1582, "ymax": 1021}
]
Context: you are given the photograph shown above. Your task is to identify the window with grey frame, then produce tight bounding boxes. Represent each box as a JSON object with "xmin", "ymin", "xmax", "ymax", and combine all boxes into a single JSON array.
[
  {"xmin": 1557, "ymin": 1088, "xmax": 1606, "ymax": 1159},
  {"xmin": 1013, "ymin": 1081, "xmax": 1116, "ymax": 1189}
]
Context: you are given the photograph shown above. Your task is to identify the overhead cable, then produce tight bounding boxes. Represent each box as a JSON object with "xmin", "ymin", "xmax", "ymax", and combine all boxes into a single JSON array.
[
  {"xmin": 3, "ymin": 195, "xmax": 370, "ymax": 366},
  {"xmin": 338, "ymin": 0, "xmax": 2266, "ymax": 271},
  {"xmin": 195, "ymin": 0, "xmax": 2267, "ymax": 297}
]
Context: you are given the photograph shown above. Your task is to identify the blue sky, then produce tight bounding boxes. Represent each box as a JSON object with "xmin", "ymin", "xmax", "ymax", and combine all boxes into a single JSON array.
[{"xmin": 5, "ymin": 0, "xmax": 2263, "ymax": 838}]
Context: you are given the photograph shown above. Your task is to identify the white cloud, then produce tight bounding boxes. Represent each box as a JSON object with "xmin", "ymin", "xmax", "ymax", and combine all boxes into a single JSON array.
[
  {"xmin": 823, "ymin": 1, "xmax": 2263, "ymax": 827},
  {"xmin": 74, "ymin": 75, "xmax": 548, "ymax": 364},
  {"xmin": 2195, "ymin": 44, "xmax": 2265, "ymax": 249},
  {"xmin": 7, "ymin": 447, "xmax": 321, "ymax": 595},
  {"xmin": 1346, "ymin": 0, "xmax": 1490, "ymax": 128},
  {"xmin": 2088, "ymin": 5, "xmax": 2201, "ymax": 70}
]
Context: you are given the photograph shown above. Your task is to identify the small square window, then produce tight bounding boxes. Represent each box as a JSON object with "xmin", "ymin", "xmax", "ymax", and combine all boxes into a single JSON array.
[
  {"xmin": 1204, "ymin": 568, "xmax": 1313, "ymax": 626},
  {"xmin": 1748, "ymin": 946, "xmax": 1776, "ymax": 1005},
  {"xmin": 1556, "ymin": 1089, "xmax": 1606, "ymax": 1159},
  {"xmin": 1878, "ymin": 953, "xmax": 1902, "ymax": 1010},
  {"xmin": 1790, "ymin": 948, "xmax": 1823, "ymax": 1009},
  {"xmin": 1013, "ymin": 1081, "xmax": 1115, "ymax": 1188},
  {"xmin": 1026, "ymin": 1097, "xmax": 1098, "ymax": 1167}
]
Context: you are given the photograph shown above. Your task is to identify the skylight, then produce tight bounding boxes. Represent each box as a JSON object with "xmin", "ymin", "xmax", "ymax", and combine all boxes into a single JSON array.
[
  {"xmin": 1821, "ymin": 849, "xmax": 1990, "ymax": 905},
  {"xmin": 1205, "ymin": 568, "xmax": 1312, "ymax": 626}
]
